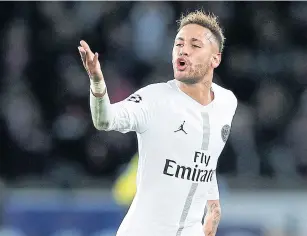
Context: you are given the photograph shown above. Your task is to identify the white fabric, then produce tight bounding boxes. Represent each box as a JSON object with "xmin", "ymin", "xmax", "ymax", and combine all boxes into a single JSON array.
[
  {"xmin": 90, "ymin": 80, "xmax": 237, "ymax": 236},
  {"xmin": 90, "ymin": 79, "xmax": 106, "ymax": 94}
]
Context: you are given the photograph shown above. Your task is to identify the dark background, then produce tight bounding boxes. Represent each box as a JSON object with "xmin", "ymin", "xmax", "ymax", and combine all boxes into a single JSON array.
[{"xmin": 0, "ymin": 1, "xmax": 306, "ymax": 187}]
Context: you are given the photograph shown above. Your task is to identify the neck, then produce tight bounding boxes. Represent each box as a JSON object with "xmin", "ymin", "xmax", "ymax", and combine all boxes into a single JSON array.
[{"xmin": 178, "ymin": 74, "xmax": 214, "ymax": 106}]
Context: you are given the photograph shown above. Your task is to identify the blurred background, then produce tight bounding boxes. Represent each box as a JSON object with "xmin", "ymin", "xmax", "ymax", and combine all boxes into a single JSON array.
[{"xmin": 0, "ymin": 1, "xmax": 307, "ymax": 236}]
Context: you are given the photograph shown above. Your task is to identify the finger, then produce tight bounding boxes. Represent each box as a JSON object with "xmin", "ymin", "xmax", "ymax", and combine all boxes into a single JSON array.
[
  {"xmin": 80, "ymin": 40, "xmax": 93, "ymax": 56},
  {"xmin": 78, "ymin": 47, "xmax": 92, "ymax": 77},
  {"xmin": 78, "ymin": 47, "xmax": 86, "ymax": 62},
  {"xmin": 79, "ymin": 51, "xmax": 87, "ymax": 69},
  {"xmin": 78, "ymin": 46, "xmax": 86, "ymax": 54},
  {"xmin": 93, "ymin": 52, "xmax": 99, "ymax": 68},
  {"xmin": 80, "ymin": 40, "xmax": 94, "ymax": 62},
  {"xmin": 78, "ymin": 46, "xmax": 86, "ymax": 58},
  {"xmin": 80, "ymin": 49, "xmax": 93, "ymax": 73},
  {"xmin": 80, "ymin": 40, "xmax": 91, "ymax": 51},
  {"xmin": 78, "ymin": 47, "xmax": 87, "ymax": 68},
  {"xmin": 85, "ymin": 49, "xmax": 94, "ymax": 64}
]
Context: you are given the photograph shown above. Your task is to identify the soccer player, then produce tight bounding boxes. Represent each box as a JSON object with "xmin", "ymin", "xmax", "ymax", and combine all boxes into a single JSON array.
[{"xmin": 78, "ymin": 10, "xmax": 237, "ymax": 236}]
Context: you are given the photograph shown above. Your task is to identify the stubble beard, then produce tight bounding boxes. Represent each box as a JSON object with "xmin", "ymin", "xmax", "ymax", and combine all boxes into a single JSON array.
[{"xmin": 176, "ymin": 63, "xmax": 209, "ymax": 85}]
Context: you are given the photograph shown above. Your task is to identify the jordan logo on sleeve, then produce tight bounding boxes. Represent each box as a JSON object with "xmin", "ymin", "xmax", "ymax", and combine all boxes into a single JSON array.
[{"xmin": 174, "ymin": 121, "xmax": 187, "ymax": 134}]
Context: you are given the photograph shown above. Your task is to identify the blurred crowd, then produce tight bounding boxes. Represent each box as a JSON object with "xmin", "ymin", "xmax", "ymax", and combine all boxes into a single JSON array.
[{"xmin": 0, "ymin": 2, "xmax": 307, "ymax": 186}]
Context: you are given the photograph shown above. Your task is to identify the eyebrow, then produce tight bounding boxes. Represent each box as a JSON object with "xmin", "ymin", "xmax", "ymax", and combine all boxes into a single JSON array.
[
  {"xmin": 176, "ymin": 37, "xmax": 203, "ymax": 43},
  {"xmin": 176, "ymin": 34, "xmax": 219, "ymax": 52}
]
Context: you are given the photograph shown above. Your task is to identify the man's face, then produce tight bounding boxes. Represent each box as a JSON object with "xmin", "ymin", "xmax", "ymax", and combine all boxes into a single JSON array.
[{"xmin": 172, "ymin": 24, "xmax": 221, "ymax": 84}]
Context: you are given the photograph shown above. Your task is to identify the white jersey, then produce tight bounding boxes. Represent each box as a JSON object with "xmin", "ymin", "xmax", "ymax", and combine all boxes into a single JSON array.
[{"xmin": 90, "ymin": 80, "xmax": 237, "ymax": 236}]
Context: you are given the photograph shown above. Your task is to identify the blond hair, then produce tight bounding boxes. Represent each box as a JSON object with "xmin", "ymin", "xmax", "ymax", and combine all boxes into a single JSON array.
[{"xmin": 177, "ymin": 10, "xmax": 225, "ymax": 53}]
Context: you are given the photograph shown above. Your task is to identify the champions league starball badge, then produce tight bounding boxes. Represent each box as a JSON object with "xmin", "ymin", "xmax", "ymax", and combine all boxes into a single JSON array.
[
  {"xmin": 127, "ymin": 94, "xmax": 142, "ymax": 103},
  {"xmin": 221, "ymin": 124, "xmax": 231, "ymax": 142}
]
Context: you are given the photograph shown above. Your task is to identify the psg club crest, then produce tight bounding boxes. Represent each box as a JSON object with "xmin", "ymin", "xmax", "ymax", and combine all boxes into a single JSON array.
[{"xmin": 221, "ymin": 124, "xmax": 230, "ymax": 143}]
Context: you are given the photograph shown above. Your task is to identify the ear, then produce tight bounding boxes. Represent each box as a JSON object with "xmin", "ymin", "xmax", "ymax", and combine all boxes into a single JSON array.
[{"xmin": 211, "ymin": 53, "xmax": 221, "ymax": 69}]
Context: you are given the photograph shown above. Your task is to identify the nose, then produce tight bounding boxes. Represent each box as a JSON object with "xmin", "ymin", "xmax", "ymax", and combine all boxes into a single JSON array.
[{"xmin": 179, "ymin": 46, "xmax": 189, "ymax": 56}]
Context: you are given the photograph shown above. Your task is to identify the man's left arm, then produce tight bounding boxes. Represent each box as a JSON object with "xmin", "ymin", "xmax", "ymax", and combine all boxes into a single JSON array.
[
  {"xmin": 203, "ymin": 171, "xmax": 221, "ymax": 236},
  {"xmin": 203, "ymin": 200, "xmax": 221, "ymax": 236}
]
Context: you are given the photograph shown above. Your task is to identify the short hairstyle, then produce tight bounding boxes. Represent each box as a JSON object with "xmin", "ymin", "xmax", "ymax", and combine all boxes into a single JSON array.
[{"xmin": 177, "ymin": 10, "xmax": 225, "ymax": 53}]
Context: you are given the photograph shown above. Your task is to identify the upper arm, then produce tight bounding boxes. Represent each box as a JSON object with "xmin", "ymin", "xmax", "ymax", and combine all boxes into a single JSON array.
[{"xmin": 109, "ymin": 86, "xmax": 156, "ymax": 134}]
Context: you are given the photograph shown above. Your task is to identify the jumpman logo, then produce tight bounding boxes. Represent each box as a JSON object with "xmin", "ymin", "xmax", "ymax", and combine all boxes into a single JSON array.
[{"xmin": 174, "ymin": 121, "xmax": 187, "ymax": 134}]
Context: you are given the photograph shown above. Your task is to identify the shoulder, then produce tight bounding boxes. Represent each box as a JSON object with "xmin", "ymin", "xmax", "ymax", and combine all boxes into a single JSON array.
[
  {"xmin": 138, "ymin": 81, "xmax": 174, "ymax": 94},
  {"xmin": 127, "ymin": 81, "xmax": 174, "ymax": 103},
  {"xmin": 212, "ymin": 83, "xmax": 238, "ymax": 113}
]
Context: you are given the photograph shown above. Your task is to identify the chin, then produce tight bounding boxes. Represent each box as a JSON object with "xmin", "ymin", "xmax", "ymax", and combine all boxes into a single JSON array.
[{"xmin": 175, "ymin": 75, "xmax": 200, "ymax": 85}]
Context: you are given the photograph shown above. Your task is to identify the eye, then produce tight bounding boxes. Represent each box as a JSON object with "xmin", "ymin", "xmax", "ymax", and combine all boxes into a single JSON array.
[
  {"xmin": 176, "ymin": 43, "xmax": 183, "ymax": 47},
  {"xmin": 192, "ymin": 45, "xmax": 201, "ymax": 48}
]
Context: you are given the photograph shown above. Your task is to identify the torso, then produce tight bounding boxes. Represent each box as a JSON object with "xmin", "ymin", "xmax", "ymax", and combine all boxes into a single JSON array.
[{"xmin": 116, "ymin": 80, "xmax": 237, "ymax": 236}]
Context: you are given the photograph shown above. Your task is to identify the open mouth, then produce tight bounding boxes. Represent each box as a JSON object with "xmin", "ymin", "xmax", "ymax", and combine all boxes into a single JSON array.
[{"xmin": 176, "ymin": 58, "xmax": 187, "ymax": 70}]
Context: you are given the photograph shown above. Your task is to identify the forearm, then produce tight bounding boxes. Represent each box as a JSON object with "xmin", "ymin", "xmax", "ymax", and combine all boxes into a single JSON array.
[
  {"xmin": 203, "ymin": 201, "xmax": 221, "ymax": 236},
  {"xmin": 89, "ymin": 78, "xmax": 146, "ymax": 133},
  {"xmin": 90, "ymin": 89, "xmax": 114, "ymax": 131}
]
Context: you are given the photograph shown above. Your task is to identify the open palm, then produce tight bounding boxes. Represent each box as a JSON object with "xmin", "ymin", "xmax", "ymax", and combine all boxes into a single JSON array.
[{"xmin": 78, "ymin": 40, "xmax": 103, "ymax": 82}]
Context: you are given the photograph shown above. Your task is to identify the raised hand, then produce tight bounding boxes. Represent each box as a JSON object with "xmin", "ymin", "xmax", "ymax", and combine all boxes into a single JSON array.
[{"xmin": 78, "ymin": 40, "xmax": 104, "ymax": 82}]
